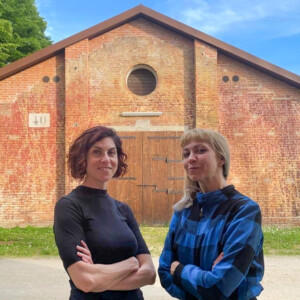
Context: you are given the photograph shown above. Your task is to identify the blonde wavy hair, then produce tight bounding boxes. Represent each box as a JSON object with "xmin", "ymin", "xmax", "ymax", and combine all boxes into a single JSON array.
[{"xmin": 173, "ymin": 128, "xmax": 230, "ymax": 211}]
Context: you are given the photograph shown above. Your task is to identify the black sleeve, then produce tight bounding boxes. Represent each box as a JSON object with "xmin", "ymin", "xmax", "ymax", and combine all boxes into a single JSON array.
[
  {"xmin": 118, "ymin": 202, "xmax": 150, "ymax": 255},
  {"xmin": 53, "ymin": 197, "xmax": 84, "ymax": 270}
]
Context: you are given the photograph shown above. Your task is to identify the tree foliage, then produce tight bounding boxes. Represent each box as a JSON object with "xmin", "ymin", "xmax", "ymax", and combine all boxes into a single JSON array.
[{"xmin": 0, "ymin": 0, "xmax": 52, "ymax": 67}]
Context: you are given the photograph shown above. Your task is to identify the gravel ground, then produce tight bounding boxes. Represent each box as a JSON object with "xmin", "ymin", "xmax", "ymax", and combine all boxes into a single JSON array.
[{"xmin": 0, "ymin": 256, "xmax": 299, "ymax": 300}]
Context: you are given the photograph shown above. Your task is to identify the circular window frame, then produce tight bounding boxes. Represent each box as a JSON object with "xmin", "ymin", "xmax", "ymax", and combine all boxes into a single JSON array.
[{"xmin": 126, "ymin": 64, "xmax": 157, "ymax": 96}]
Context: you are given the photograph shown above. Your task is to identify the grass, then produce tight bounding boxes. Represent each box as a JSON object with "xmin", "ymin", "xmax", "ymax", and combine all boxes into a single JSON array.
[
  {"xmin": 140, "ymin": 226, "xmax": 169, "ymax": 256},
  {"xmin": 263, "ymin": 226, "xmax": 300, "ymax": 255},
  {"xmin": 0, "ymin": 225, "xmax": 299, "ymax": 257},
  {"xmin": 0, "ymin": 226, "xmax": 58, "ymax": 256}
]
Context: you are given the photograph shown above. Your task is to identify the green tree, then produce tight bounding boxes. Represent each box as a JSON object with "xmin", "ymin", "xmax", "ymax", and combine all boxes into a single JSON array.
[{"xmin": 0, "ymin": 0, "xmax": 52, "ymax": 67}]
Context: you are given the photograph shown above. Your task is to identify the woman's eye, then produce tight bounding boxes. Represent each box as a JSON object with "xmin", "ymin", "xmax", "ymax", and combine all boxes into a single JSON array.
[
  {"xmin": 182, "ymin": 152, "xmax": 189, "ymax": 158},
  {"xmin": 197, "ymin": 148, "xmax": 207, "ymax": 153}
]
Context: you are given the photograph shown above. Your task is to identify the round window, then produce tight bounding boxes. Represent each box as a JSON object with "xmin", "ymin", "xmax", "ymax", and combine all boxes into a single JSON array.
[{"xmin": 127, "ymin": 65, "xmax": 157, "ymax": 96}]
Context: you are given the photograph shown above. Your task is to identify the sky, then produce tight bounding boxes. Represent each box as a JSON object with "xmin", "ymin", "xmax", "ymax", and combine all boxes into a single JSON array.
[{"xmin": 36, "ymin": 0, "xmax": 300, "ymax": 75}]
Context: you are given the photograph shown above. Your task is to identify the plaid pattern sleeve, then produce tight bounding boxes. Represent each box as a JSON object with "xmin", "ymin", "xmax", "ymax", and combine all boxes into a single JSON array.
[
  {"xmin": 158, "ymin": 212, "xmax": 187, "ymax": 299},
  {"xmin": 158, "ymin": 185, "xmax": 264, "ymax": 300}
]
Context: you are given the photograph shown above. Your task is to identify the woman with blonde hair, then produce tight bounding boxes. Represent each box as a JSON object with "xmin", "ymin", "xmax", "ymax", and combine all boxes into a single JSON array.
[{"xmin": 158, "ymin": 128, "xmax": 264, "ymax": 300}]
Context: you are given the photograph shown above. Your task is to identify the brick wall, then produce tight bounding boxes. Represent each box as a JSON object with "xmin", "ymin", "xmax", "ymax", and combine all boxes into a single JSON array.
[
  {"xmin": 86, "ymin": 18, "xmax": 194, "ymax": 128},
  {"xmin": 194, "ymin": 40, "xmax": 219, "ymax": 129},
  {"xmin": 218, "ymin": 54, "xmax": 300, "ymax": 225},
  {"xmin": 64, "ymin": 18, "xmax": 195, "ymax": 194},
  {"xmin": 0, "ymin": 17, "xmax": 299, "ymax": 226},
  {"xmin": 0, "ymin": 55, "xmax": 65, "ymax": 226}
]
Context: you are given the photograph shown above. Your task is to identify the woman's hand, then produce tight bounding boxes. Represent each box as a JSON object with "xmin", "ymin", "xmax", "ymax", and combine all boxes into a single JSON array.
[
  {"xmin": 68, "ymin": 254, "xmax": 140, "ymax": 293},
  {"xmin": 76, "ymin": 240, "xmax": 94, "ymax": 264},
  {"xmin": 212, "ymin": 252, "xmax": 224, "ymax": 269},
  {"xmin": 170, "ymin": 261, "xmax": 180, "ymax": 276},
  {"xmin": 169, "ymin": 252, "xmax": 223, "ymax": 276}
]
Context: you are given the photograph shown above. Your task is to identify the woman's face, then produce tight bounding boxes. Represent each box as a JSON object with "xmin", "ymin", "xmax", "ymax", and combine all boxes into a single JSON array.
[
  {"xmin": 83, "ymin": 137, "xmax": 118, "ymax": 189},
  {"xmin": 182, "ymin": 140, "xmax": 224, "ymax": 185}
]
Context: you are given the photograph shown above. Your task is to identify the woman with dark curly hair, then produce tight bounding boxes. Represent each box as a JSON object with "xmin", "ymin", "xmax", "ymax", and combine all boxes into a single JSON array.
[{"xmin": 54, "ymin": 125, "xmax": 156, "ymax": 300}]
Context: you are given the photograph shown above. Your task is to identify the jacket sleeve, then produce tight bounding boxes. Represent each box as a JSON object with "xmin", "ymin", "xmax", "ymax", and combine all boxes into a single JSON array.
[
  {"xmin": 158, "ymin": 212, "xmax": 187, "ymax": 300},
  {"xmin": 174, "ymin": 201, "xmax": 264, "ymax": 299}
]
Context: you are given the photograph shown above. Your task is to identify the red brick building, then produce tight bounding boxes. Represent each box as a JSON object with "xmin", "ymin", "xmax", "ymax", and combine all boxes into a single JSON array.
[{"xmin": 0, "ymin": 5, "xmax": 299, "ymax": 227}]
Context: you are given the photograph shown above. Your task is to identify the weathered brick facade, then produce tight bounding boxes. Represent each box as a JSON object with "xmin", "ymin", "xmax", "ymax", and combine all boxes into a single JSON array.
[
  {"xmin": 0, "ymin": 6, "xmax": 299, "ymax": 227},
  {"xmin": 218, "ymin": 54, "xmax": 300, "ymax": 225},
  {"xmin": 0, "ymin": 55, "xmax": 65, "ymax": 226}
]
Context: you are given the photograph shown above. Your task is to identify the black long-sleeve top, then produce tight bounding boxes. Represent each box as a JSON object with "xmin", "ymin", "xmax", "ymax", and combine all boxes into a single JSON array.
[{"xmin": 54, "ymin": 185, "xmax": 150, "ymax": 300}]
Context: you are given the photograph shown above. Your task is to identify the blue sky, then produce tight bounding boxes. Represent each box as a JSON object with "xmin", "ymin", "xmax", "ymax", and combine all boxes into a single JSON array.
[{"xmin": 36, "ymin": 0, "xmax": 300, "ymax": 75}]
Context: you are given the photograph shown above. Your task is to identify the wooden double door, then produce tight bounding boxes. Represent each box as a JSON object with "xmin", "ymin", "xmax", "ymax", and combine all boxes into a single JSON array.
[{"xmin": 108, "ymin": 131, "xmax": 184, "ymax": 225}]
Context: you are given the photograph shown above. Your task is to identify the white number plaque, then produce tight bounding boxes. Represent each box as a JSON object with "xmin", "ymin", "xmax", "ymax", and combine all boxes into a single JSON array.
[{"xmin": 29, "ymin": 113, "xmax": 50, "ymax": 128}]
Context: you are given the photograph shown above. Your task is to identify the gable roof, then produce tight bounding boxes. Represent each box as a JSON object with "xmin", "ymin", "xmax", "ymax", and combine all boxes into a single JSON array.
[{"xmin": 0, "ymin": 5, "xmax": 299, "ymax": 88}]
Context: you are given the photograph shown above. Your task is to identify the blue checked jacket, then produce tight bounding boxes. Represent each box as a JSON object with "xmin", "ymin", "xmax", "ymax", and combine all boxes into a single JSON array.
[{"xmin": 158, "ymin": 185, "xmax": 264, "ymax": 300}]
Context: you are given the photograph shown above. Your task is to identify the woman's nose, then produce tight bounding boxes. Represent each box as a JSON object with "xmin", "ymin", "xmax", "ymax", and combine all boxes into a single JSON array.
[
  {"xmin": 100, "ymin": 153, "xmax": 110, "ymax": 162},
  {"xmin": 188, "ymin": 152, "xmax": 196, "ymax": 161}
]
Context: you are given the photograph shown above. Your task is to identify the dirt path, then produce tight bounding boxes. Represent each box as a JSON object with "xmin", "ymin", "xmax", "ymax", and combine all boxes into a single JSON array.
[
  {"xmin": 259, "ymin": 256, "xmax": 300, "ymax": 300},
  {"xmin": 0, "ymin": 256, "xmax": 299, "ymax": 299}
]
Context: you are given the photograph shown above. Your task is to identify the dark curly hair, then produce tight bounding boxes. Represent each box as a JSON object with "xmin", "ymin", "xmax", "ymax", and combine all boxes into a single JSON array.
[{"xmin": 68, "ymin": 126, "xmax": 128, "ymax": 180}]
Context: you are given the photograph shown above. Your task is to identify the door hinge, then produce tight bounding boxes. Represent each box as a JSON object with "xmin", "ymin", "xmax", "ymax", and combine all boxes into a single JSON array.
[
  {"xmin": 168, "ymin": 177, "xmax": 185, "ymax": 180},
  {"xmin": 113, "ymin": 177, "xmax": 137, "ymax": 180},
  {"xmin": 167, "ymin": 189, "xmax": 183, "ymax": 194}
]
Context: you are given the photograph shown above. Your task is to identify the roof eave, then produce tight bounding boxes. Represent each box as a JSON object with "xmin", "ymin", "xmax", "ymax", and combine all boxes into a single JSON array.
[
  {"xmin": 138, "ymin": 7, "xmax": 300, "ymax": 89},
  {"xmin": 0, "ymin": 4, "xmax": 299, "ymax": 89},
  {"xmin": 0, "ymin": 5, "xmax": 145, "ymax": 81}
]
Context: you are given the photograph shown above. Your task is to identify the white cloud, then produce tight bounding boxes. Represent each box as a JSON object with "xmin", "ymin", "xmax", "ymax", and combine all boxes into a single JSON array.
[
  {"xmin": 180, "ymin": 0, "xmax": 300, "ymax": 38},
  {"xmin": 45, "ymin": 25, "xmax": 54, "ymax": 37},
  {"xmin": 35, "ymin": 0, "xmax": 52, "ymax": 9}
]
